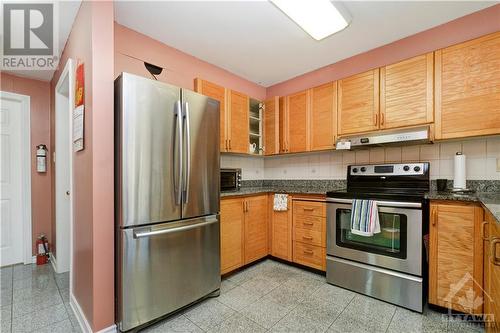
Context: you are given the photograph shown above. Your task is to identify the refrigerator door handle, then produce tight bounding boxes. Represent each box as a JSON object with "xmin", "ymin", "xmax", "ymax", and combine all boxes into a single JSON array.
[
  {"xmin": 182, "ymin": 101, "xmax": 191, "ymax": 204},
  {"xmin": 133, "ymin": 216, "xmax": 218, "ymax": 238},
  {"xmin": 174, "ymin": 100, "xmax": 183, "ymax": 206}
]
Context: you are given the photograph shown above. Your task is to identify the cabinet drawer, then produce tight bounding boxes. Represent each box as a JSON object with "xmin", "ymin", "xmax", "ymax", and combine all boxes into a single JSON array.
[
  {"xmin": 293, "ymin": 201, "xmax": 326, "ymax": 217},
  {"xmin": 293, "ymin": 242, "xmax": 325, "ymax": 271},
  {"xmin": 294, "ymin": 228, "xmax": 322, "ymax": 247},
  {"xmin": 293, "ymin": 214, "xmax": 323, "ymax": 231}
]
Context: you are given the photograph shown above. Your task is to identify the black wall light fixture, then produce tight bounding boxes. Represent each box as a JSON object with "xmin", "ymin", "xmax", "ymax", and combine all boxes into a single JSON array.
[{"xmin": 144, "ymin": 62, "xmax": 163, "ymax": 80}]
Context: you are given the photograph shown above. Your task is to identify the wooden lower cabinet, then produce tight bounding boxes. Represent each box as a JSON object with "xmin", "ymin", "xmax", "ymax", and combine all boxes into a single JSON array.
[
  {"xmin": 269, "ymin": 195, "xmax": 293, "ymax": 261},
  {"xmin": 244, "ymin": 195, "xmax": 268, "ymax": 264},
  {"xmin": 485, "ymin": 210, "xmax": 500, "ymax": 332},
  {"xmin": 429, "ymin": 201, "xmax": 484, "ymax": 314},
  {"xmin": 220, "ymin": 194, "xmax": 268, "ymax": 274},
  {"xmin": 220, "ymin": 198, "xmax": 244, "ymax": 274},
  {"xmin": 292, "ymin": 199, "xmax": 327, "ymax": 271}
]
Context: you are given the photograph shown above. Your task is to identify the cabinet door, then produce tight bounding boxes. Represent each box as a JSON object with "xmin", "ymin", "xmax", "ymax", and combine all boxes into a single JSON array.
[
  {"xmin": 310, "ymin": 82, "xmax": 337, "ymax": 151},
  {"xmin": 286, "ymin": 90, "xmax": 309, "ymax": 153},
  {"xmin": 380, "ymin": 53, "xmax": 433, "ymax": 129},
  {"xmin": 228, "ymin": 90, "xmax": 249, "ymax": 153},
  {"xmin": 270, "ymin": 196, "xmax": 292, "ymax": 261},
  {"xmin": 429, "ymin": 203, "xmax": 484, "ymax": 314},
  {"xmin": 194, "ymin": 79, "xmax": 227, "ymax": 151},
  {"xmin": 264, "ymin": 97, "xmax": 280, "ymax": 156},
  {"xmin": 435, "ymin": 32, "xmax": 500, "ymax": 139},
  {"xmin": 244, "ymin": 195, "xmax": 268, "ymax": 264},
  {"xmin": 338, "ymin": 69, "xmax": 380, "ymax": 135},
  {"xmin": 279, "ymin": 97, "xmax": 287, "ymax": 153},
  {"xmin": 488, "ymin": 216, "xmax": 500, "ymax": 333},
  {"xmin": 220, "ymin": 198, "xmax": 244, "ymax": 274}
]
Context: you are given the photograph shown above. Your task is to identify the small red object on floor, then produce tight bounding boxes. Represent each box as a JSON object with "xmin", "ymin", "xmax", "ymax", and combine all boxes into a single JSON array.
[{"xmin": 36, "ymin": 234, "xmax": 50, "ymax": 265}]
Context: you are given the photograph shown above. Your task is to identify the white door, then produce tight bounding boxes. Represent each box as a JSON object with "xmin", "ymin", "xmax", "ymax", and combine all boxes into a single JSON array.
[
  {"xmin": 55, "ymin": 79, "xmax": 71, "ymax": 273},
  {"xmin": 0, "ymin": 94, "xmax": 28, "ymax": 266}
]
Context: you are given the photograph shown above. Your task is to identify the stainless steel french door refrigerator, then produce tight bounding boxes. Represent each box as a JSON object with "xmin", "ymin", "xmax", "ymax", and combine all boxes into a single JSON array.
[{"xmin": 115, "ymin": 73, "xmax": 220, "ymax": 332}]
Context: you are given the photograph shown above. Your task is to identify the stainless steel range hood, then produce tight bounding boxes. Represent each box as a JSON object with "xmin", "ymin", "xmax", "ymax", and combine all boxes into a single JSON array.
[{"xmin": 337, "ymin": 126, "xmax": 431, "ymax": 149}]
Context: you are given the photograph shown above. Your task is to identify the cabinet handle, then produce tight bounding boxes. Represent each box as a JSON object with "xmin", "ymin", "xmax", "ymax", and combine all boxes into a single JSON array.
[
  {"xmin": 228, "ymin": 139, "xmax": 231, "ymax": 150},
  {"xmin": 380, "ymin": 113, "xmax": 385, "ymax": 126},
  {"xmin": 302, "ymin": 236, "xmax": 313, "ymax": 240},
  {"xmin": 303, "ymin": 207, "xmax": 314, "ymax": 211},
  {"xmin": 303, "ymin": 249, "xmax": 314, "ymax": 255},
  {"xmin": 374, "ymin": 114, "xmax": 378, "ymax": 126},
  {"xmin": 431, "ymin": 209, "xmax": 437, "ymax": 226},
  {"xmin": 481, "ymin": 221, "xmax": 489, "ymax": 241},
  {"xmin": 491, "ymin": 238, "xmax": 500, "ymax": 266},
  {"xmin": 303, "ymin": 222, "xmax": 314, "ymax": 226}
]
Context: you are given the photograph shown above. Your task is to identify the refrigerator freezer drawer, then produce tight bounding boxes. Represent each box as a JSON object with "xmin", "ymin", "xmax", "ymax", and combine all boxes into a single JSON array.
[{"xmin": 117, "ymin": 215, "xmax": 221, "ymax": 331}]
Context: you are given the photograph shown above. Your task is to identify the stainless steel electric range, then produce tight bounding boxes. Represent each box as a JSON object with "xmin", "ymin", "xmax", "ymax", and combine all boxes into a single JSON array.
[{"xmin": 326, "ymin": 162, "xmax": 430, "ymax": 313}]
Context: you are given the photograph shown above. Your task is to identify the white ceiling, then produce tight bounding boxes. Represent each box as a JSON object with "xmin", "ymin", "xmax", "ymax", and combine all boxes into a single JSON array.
[
  {"xmin": 3, "ymin": 1, "xmax": 81, "ymax": 82},
  {"xmin": 115, "ymin": 1, "xmax": 497, "ymax": 86}
]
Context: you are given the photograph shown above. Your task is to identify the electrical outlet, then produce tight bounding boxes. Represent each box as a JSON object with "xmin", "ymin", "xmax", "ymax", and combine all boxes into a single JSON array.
[{"xmin": 497, "ymin": 157, "xmax": 500, "ymax": 172}]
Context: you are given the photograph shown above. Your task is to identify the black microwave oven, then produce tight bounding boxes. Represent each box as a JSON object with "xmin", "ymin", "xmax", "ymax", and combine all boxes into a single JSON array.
[{"xmin": 220, "ymin": 168, "xmax": 241, "ymax": 191}]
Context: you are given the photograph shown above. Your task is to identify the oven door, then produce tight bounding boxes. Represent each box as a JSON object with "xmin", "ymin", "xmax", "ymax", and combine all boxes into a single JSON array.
[{"xmin": 326, "ymin": 198, "xmax": 422, "ymax": 276}]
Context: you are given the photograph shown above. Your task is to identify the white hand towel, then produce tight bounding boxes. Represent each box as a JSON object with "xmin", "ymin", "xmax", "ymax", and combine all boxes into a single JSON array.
[
  {"xmin": 273, "ymin": 194, "xmax": 288, "ymax": 211},
  {"xmin": 350, "ymin": 199, "xmax": 381, "ymax": 237}
]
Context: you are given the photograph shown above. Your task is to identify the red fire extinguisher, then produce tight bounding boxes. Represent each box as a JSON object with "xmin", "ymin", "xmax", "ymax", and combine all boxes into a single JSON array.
[{"xmin": 36, "ymin": 234, "xmax": 50, "ymax": 265}]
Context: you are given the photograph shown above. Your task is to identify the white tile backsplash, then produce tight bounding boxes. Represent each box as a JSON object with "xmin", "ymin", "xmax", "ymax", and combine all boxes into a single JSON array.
[{"xmin": 223, "ymin": 137, "xmax": 500, "ymax": 181}]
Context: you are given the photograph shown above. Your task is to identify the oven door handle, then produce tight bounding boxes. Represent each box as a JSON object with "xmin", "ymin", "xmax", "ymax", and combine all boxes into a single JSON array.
[{"xmin": 326, "ymin": 197, "xmax": 421, "ymax": 208}]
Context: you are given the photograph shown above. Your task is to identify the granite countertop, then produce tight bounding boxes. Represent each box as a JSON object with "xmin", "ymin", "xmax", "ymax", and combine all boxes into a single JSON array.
[
  {"xmin": 221, "ymin": 180, "xmax": 500, "ymax": 223},
  {"xmin": 425, "ymin": 190, "xmax": 500, "ymax": 222}
]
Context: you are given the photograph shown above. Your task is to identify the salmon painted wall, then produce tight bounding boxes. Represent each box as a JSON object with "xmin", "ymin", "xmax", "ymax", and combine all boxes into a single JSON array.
[
  {"xmin": 114, "ymin": 23, "xmax": 266, "ymax": 100},
  {"xmin": 50, "ymin": 1, "xmax": 114, "ymax": 331},
  {"xmin": 267, "ymin": 4, "xmax": 500, "ymax": 97},
  {"xmin": 1, "ymin": 73, "xmax": 51, "ymax": 256}
]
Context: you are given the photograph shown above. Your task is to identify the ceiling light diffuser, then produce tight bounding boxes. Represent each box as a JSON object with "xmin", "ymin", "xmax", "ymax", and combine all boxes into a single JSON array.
[{"xmin": 271, "ymin": 0, "xmax": 350, "ymax": 41}]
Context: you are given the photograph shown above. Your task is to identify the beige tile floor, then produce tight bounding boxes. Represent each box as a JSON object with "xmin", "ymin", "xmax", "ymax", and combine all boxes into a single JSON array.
[{"xmin": 0, "ymin": 260, "xmax": 485, "ymax": 332}]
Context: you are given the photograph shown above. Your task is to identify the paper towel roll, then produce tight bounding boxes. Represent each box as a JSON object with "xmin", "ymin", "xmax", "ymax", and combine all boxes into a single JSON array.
[{"xmin": 453, "ymin": 153, "xmax": 466, "ymax": 189}]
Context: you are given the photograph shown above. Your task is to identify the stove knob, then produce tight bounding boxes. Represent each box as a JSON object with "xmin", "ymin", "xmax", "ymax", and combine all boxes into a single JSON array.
[
  {"xmin": 403, "ymin": 165, "xmax": 410, "ymax": 171},
  {"xmin": 352, "ymin": 168, "xmax": 358, "ymax": 173},
  {"xmin": 360, "ymin": 167, "xmax": 366, "ymax": 172},
  {"xmin": 414, "ymin": 166, "xmax": 421, "ymax": 172}
]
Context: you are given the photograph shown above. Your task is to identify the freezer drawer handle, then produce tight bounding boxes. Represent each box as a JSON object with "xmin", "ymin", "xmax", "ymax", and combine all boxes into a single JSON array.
[{"xmin": 133, "ymin": 217, "xmax": 218, "ymax": 239}]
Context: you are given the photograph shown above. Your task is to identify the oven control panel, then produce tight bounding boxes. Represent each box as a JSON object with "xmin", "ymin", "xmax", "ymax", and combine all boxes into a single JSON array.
[{"xmin": 350, "ymin": 163, "xmax": 426, "ymax": 176}]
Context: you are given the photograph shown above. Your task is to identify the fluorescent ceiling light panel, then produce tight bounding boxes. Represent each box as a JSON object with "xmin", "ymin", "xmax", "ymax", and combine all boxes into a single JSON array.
[{"xmin": 271, "ymin": 0, "xmax": 350, "ymax": 41}]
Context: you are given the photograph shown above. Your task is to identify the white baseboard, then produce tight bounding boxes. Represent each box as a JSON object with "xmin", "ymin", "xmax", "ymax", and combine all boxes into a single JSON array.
[
  {"xmin": 96, "ymin": 324, "xmax": 117, "ymax": 333},
  {"xmin": 70, "ymin": 293, "xmax": 117, "ymax": 333},
  {"xmin": 30, "ymin": 255, "xmax": 36, "ymax": 264},
  {"xmin": 70, "ymin": 293, "xmax": 92, "ymax": 333},
  {"xmin": 50, "ymin": 253, "xmax": 57, "ymax": 272}
]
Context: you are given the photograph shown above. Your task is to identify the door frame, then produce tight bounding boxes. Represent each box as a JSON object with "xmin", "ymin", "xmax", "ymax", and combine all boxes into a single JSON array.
[
  {"xmin": 54, "ymin": 58, "xmax": 75, "ymax": 278},
  {"xmin": 0, "ymin": 91, "xmax": 32, "ymax": 265}
]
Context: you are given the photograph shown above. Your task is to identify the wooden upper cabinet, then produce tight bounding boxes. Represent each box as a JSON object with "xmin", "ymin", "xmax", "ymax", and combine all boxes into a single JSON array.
[
  {"xmin": 310, "ymin": 82, "xmax": 337, "ymax": 151},
  {"xmin": 264, "ymin": 97, "xmax": 280, "ymax": 155},
  {"xmin": 279, "ymin": 97, "xmax": 287, "ymax": 154},
  {"xmin": 286, "ymin": 90, "xmax": 310, "ymax": 153},
  {"xmin": 220, "ymin": 198, "xmax": 244, "ymax": 274},
  {"xmin": 194, "ymin": 79, "xmax": 228, "ymax": 151},
  {"xmin": 228, "ymin": 90, "xmax": 249, "ymax": 153},
  {"xmin": 429, "ymin": 202, "xmax": 484, "ymax": 314},
  {"xmin": 435, "ymin": 32, "xmax": 500, "ymax": 140},
  {"xmin": 380, "ymin": 53, "xmax": 434, "ymax": 129},
  {"xmin": 338, "ymin": 69, "xmax": 380, "ymax": 135},
  {"xmin": 244, "ymin": 195, "xmax": 268, "ymax": 264}
]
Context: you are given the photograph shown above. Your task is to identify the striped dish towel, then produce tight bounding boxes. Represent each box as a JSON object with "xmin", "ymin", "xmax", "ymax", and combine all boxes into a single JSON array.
[{"xmin": 350, "ymin": 199, "xmax": 381, "ymax": 237}]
